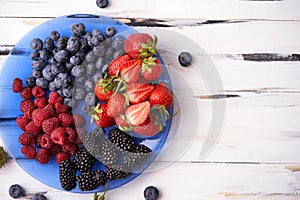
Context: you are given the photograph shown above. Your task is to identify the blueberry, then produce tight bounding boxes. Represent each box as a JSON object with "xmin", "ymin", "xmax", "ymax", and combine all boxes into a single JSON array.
[
  {"xmin": 32, "ymin": 193, "xmax": 47, "ymax": 200},
  {"xmin": 71, "ymin": 23, "xmax": 86, "ymax": 37},
  {"xmin": 71, "ymin": 65, "xmax": 85, "ymax": 77},
  {"xmin": 56, "ymin": 36, "xmax": 68, "ymax": 50},
  {"xmin": 39, "ymin": 48, "xmax": 50, "ymax": 60},
  {"xmin": 30, "ymin": 51, "xmax": 40, "ymax": 60},
  {"xmin": 112, "ymin": 37, "xmax": 124, "ymax": 50},
  {"xmin": 74, "ymin": 87, "xmax": 86, "ymax": 100},
  {"xmin": 30, "ymin": 38, "xmax": 43, "ymax": 51},
  {"xmin": 84, "ymin": 79, "xmax": 95, "ymax": 92},
  {"xmin": 85, "ymin": 51, "xmax": 97, "ymax": 63},
  {"xmin": 113, "ymin": 49, "xmax": 125, "ymax": 59},
  {"xmin": 44, "ymin": 38, "xmax": 55, "ymax": 51},
  {"xmin": 52, "ymin": 47, "xmax": 59, "ymax": 55},
  {"xmin": 93, "ymin": 72, "xmax": 103, "ymax": 83},
  {"xmin": 50, "ymin": 31, "xmax": 60, "ymax": 41},
  {"xmin": 86, "ymin": 63, "xmax": 95, "ymax": 76},
  {"xmin": 48, "ymin": 81, "xmax": 56, "ymax": 91},
  {"xmin": 9, "ymin": 184, "xmax": 25, "ymax": 199},
  {"xmin": 57, "ymin": 89, "xmax": 64, "ymax": 97},
  {"xmin": 32, "ymin": 70, "xmax": 42, "ymax": 78},
  {"xmin": 96, "ymin": 0, "xmax": 109, "ymax": 8},
  {"xmin": 82, "ymin": 105, "xmax": 92, "ymax": 113},
  {"xmin": 105, "ymin": 46, "xmax": 114, "ymax": 59},
  {"xmin": 79, "ymin": 38, "xmax": 90, "ymax": 52},
  {"xmin": 51, "ymin": 62, "xmax": 65, "ymax": 75},
  {"xmin": 95, "ymin": 57, "xmax": 105, "ymax": 70},
  {"xmin": 63, "ymin": 86, "xmax": 73, "ymax": 98},
  {"xmin": 63, "ymin": 97, "xmax": 76, "ymax": 108},
  {"xmin": 32, "ymin": 60, "xmax": 45, "ymax": 70},
  {"xmin": 83, "ymin": 31, "xmax": 92, "ymax": 39},
  {"xmin": 42, "ymin": 65, "xmax": 55, "ymax": 81},
  {"xmin": 65, "ymin": 62, "xmax": 74, "ymax": 71},
  {"xmin": 144, "ymin": 186, "xmax": 159, "ymax": 200},
  {"xmin": 103, "ymin": 37, "xmax": 112, "ymax": 46},
  {"xmin": 178, "ymin": 52, "xmax": 192, "ymax": 67},
  {"xmin": 89, "ymin": 35, "xmax": 102, "ymax": 46},
  {"xmin": 48, "ymin": 56, "xmax": 55, "ymax": 64},
  {"xmin": 26, "ymin": 76, "xmax": 36, "ymax": 87},
  {"xmin": 93, "ymin": 44, "xmax": 106, "ymax": 56},
  {"xmin": 67, "ymin": 36, "xmax": 81, "ymax": 53},
  {"xmin": 92, "ymin": 29, "xmax": 103, "ymax": 37},
  {"xmin": 70, "ymin": 55, "xmax": 81, "ymax": 65},
  {"xmin": 75, "ymin": 51, "xmax": 86, "ymax": 61},
  {"xmin": 105, "ymin": 26, "xmax": 116, "ymax": 38},
  {"xmin": 54, "ymin": 49, "xmax": 69, "ymax": 63},
  {"xmin": 76, "ymin": 75, "xmax": 86, "ymax": 85},
  {"xmin": 101, "ymin": 64, "xmax": 109, "ymax": 75},
  {"xmin": 55, "ymin": 73, "xmax": 71, "ymax": 89},
  {"xmin": 85, "ymin": 92, "xmax": 96, "ymax": 106},
  {"xmin": 36, "ymin": 78, "xmax": 48, "ymax": 89}
]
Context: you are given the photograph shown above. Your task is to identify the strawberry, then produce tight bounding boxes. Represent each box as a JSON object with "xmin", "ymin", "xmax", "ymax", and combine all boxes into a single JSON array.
[
  {"xmin": 42, "ymin": 117, "xmax": 60, "ymax": 135},
  {"xmin": 21, "ymin": 145, "xmax": 36, "ymax": 159},
  {"xmin": 119, "ymin": 59, "xmax": 142, "ymax": 83},
  {"xmin": 124, "ymin": 33, "xmax": 157, "ymax": 59},
  {"xmin": 34, "ymin": 97, "xmax": 47, "ymax": 108},
  {"xmin": 16, "ymin": 116, "xmax": 31, "ymax": 131},
  {"xmin": 36, "ymin": 148, "xmax": 50, "ymax": 164},
  {"xmin": 12, "ymin": 78, "xmax": 23, "ymax": 93},
  {"xmin": 126, "ymin": 83, "xmax": 154, "ymax": 104},
  {"xmin": 18, "ymin": 133, "xmax": 36, "ymax": 146},
  {"xmin": 51, "ymin": 127, "xmax": 66, "ymax": 146},
  {"xmin": 108, "ymin": 54, "xmax": 131, "ymax": 76},
  {"xmin": 20, "ymin": 86, "xmax": 33, "ymax": 99},
  {"xmin": 25, "ymin": 121, "xmax": 41, "ymax": 134},
  {"xmin": 31, "ymin": 86, "xmax": 45, "ymax": 98},
  {"xmin": 133, "ymin": 114, "xmax": 160, "ymax": 136},
  {"xmin": 62, "ymin": 143, "xmax": 78, "ymax": 155},
  {"xmin": 73, "ymin": 114, "xmax": 86, "ymax": 128},
  {"xmin": 20, "ymin": 99, "xmax": 35, "ymax": 113},
  {"xmin": 94, "ymin": 75, "xmax": 115, "ymax": 102},
  {"xmin": 55, "ymin": 152, "xmax": 70, "ymax": 164},
  {"xmin": 32, "ymin": 108, "xmax": 50, "ymax": 127},
  {"xmin": 41, "ymin": 134, "xmax": 53, "ymax": 149},
  {"xmin": 106, "ymin": 93, "xmax": 126, "ymax": 117},
  {"xmin": 141, "ymin": 57, "xmax": 162, "ymax": 81},
  {"xmin": 65, "ymin": 127, "xmax": 77, "ymax": 143},
  {"xmin": 125, "ymin": 101, "xmax": 150, "ymax": 126},
  {"xmin": 58, "ymin": 113, "xmax": 74, "ymax": 127},
  {"xmin": 89, "ymin": 103, "xmax": 115, "ymax": 128},
  {"xmin": 115, "ymin": 114, "xmax": 133, "ymax": 131},
  {"xmin": 48, "ymin": 91, "xmax": 63, "ymax": 105},
  {"xmin": 54, "ymin": 102, "xmax": 69, "ymax": 114},
  {"xmin": 149, "ymin": 83, "xmax": 173, "ymax": 109}
]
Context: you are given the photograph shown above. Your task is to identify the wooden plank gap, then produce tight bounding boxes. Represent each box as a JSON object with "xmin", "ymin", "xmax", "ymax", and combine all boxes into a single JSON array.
[
  {"xmin": 285, "ymin": 166, "xmax": 300, "ymax": 172},
  {"xmin": 195, "ymin": 94, "xmax": 241, "ymax": 99}
]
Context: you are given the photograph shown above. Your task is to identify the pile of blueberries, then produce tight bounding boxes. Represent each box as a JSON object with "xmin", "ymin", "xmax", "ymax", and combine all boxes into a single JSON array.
[{"xmin": 27, "ymin": 23, "xmax": 124, "ymax": 108}]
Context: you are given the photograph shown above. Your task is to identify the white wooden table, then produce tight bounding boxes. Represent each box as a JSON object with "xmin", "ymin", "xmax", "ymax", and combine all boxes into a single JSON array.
[{"xmin": 1, "ymin": 0, "xmax": 300, "ymax": 199}]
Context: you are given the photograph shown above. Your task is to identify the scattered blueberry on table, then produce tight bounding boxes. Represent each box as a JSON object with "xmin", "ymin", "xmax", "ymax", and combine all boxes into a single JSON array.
[
  {"xmin": 96, "ymin": 0, "xmax": 109, "ymax": 8},
  {"xmin": 144, "ymin": 186, "xmax": 159, "ymax": 200},
  {"xmin": 178, "ymin": 51, "xmax": 192, "ymax": 67},
  {"xmin": 8, "ymin": 184, "xmax": 25, "ymax": 199}
]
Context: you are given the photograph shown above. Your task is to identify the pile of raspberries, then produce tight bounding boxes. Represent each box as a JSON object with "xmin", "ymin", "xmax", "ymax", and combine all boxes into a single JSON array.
[{"xmin": 12, "ymin": 78, "xmax": 85, "ymax": 165}]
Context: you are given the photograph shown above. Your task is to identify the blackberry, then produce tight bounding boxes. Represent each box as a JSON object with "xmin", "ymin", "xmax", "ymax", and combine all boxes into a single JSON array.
[
  {"xmin": 96, "ymin": 139, "xmax": 119, "ymax": 167},
  {"xmin": 123, "ymin": 144, "xmax": 152, "ymax": 169},
  {"xmin": 76, "ymin": 170, "xmax": 106, "ymax": 191},
  {"xmin": 73, "ymin": 146, "xmax": 95, "ymax": 172},
  {"xmin": 82, "ymin": 127, "xmax": 105, "ymax": 156},
  {"xmin": 59, "ymin": 160, "xmax": 76, "ymax": 191},
  {"xmin": 108, "ymin": 128, "xmax": 136, "ymax": 152},
  {"xmin": 85, "ymin": 92, "xmax": 96, "ymax": 106},
  {"xmin": 106, "ymin": 165, "xmax": 131, "ymax": 181}
]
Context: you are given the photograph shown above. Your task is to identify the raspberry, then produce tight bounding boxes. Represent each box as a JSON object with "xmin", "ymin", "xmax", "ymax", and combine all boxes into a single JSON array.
[
  {"xmin": 32, "ymin": 108, "xmax": 50, "ymax": 127},
  {"xmin": 36, "ymin": 148, "xmax": 50, "ymax": 164},
  {"xmin": 58, "ymin": 113, "xmax": 74, "ymax": 127},
  {"xmin": 25, "ymin": 121, "xmax": 41, "ymax": 134},
  {"xmin": 48, "ymin": 144, "xmax": 62, "ymax": 156},
  {"xmin": 65, "ymin": 127, "xmax": 77, "ymax": 143},
  {"xmin": 35, "ymin": 133, "xmax": 43, "ymax": 148},
  {"xmin": 21, "ymin": 145, "xmax": 36, "ymax": 159},
  {"xmin": 31, "ymin": 86, "xmax": 45, "ymax": 98},
  {"xmin": 34, "ymin": 97, "xmax": 47, "ymax": 108},
  {"xmin": 20, "ymin": 99, "xmax": 35, "ymax": 113},
  {"xmin": 73, "ymin": 114, "xmax": 86, "ymax": 128},
  {"xmin": 18, "ymin": 133, "xmax": 36, "ymax": 146},
  {"xmin": 51, "ymin": 127, "xmax": 66, "ymax": 146},
  {"xmin": 41, "ymin": 134, "xmax": 53, "ymax": 149},
  {"xmin": 63, "ymin": 143, "xmax": 78, "ymax": 155},
  {"xmin": 16, "ymin": 116, "xmax": 31, "ymax": 131},
  {"xmin": 23, "ymin": 108, "xmax": 34, "ymax": 119},
  {"xmin": 48, "ymin": 91, "xmax": 63, "ymax": 105},
  {"xmin": 44, "ymin": 104, "xmax": 56, "ymax": 117},
  {"xmin": 54, "ymin": 102, "xmax": 69, "ymax": 114},
  {"xmin": 42, "ymin": 117, "xmax": 60, "ymax": 135},
  {"xmin": 20, "ymin": 87, "xmax": 33, "ymax": 99},
  {"xmin": 55, "ymin": 152, "xmax": 70, "ymax": 164},
  {"xmin": 12, "ymin": 78, "xmax": 23, "ymax": 93}
]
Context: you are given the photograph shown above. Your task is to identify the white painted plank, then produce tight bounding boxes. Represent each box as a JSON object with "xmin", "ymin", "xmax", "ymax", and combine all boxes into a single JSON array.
[{"xmin": 0, "ymin": 0, "xmax": 300, "ymax": 20}]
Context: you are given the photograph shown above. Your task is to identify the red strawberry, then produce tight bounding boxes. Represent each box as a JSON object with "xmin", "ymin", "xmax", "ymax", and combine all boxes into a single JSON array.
[
  {"xmin": 115, "ymin": 114, "xmax": 133, "ymax": 131},
  {"xmin": 32, "ymin": 108, "xmax": 50, "ymax": 127},
  {"xmin": 31, "ymin": 86, "xmax": 45, "ymax": 98},
  {"xmin": 20, "ymin": 87, "xmax": 33, "ymax": 99},
  {"xmin": 21, "ymin": 145, "xmax": 36, "ymax": 159},
  {"xmin": 48, "ymin": 144, "xmax": 62, "ymax": 156},
  {"xmin": 108, "ymin": 54, "xmax": 131, "ymax": 76},
  {"xmin": 65, "ymin": 127, "xmax": 77, "ymax": 143},
  {"xmin": 55, "ymin": 102, "xmax": 69, "ymax": 114},
  {"xmin": 106, "ymin": 93, "xmax": 126, "ymax": 117},
  {"xmin": 125, "ymin": 101, "xmax": 150, "ymax": 126},
  {"xmin": 18, "ymin": 133, "xmax": 36, "ymax": 146},
  {"xmin": 16, "ymin": 116, "xmax": 31, "ymax": 131},
  {"xmin": 73, "ymin": 114, "xmax": 86, "ymax": 128},
  {"xmin": 126, "ymin": 83, "xmax": 154, "ymax": 104},
  {"xmin": 141, "ymin": 57, "xmax": 162, "ymax": 81},
  {"xmin": 36, "ymin": 148, "xmax": 50, "ymax": 164},
  {"xmin": 42, "ymin": 117, "xmax": 60, "ymax": 135},
  {"xmin": 55, "ymin": 152, "xmax": 70, "ymax": 164},
  {"xmin": 51, "ymin": 127, "xmax": 66, "ymax": 146},
  {"xmin": 58, "ymin": 113, "xmax": 74, "ymax": 127},
  {"xmin": 12, "ymin": 78, "xmax": 23, "ymax": 93},
  {"xmin": 124, "ymin": 33, "xmax": 157, "ymax": 59},
  {"xmin": 149, "ymin": 83, "xmax": 173, "ymax": 109},
  {"xmin": 34, "ymin": 97, "xmax": 47, "ymax": 108},
  {"xmin": 20, "ymin": 99, "xmax": 35, "ymax": 113},
  {"xmin": 48, "ymin": 91, "xmax": 63, "ymax": 105},
  {"xmin": 41, "ymin": 134, "xmax": 53, "ymax": 149},
  {"xmin": 44, "ymin": 104, "xmax": 56, "ymax": 117},
  {"xmin": 25, "ymin": 121, "xmax": 41, "ymax": 134},
  {"xmin": 120, "ymin": 59, "xmax": 142, "ymax": 83},
  {"xmin": 94, "ymin": 76, "xmax": 115, "ymax": 102},
  {"xmin": 133, "ymin": 114, "xmax": 160, "ymax": 136},
  {"xmin": 62, "ymin": 143, "xmax": 78, "ymax": 155},
  {"xmin": 90, "ymin": 103, "xmax": 115, "ymax": 128}
]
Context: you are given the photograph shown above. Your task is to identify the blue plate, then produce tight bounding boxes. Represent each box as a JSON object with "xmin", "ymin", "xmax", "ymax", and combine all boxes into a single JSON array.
[{"xmin": 0, "ymin": 14, "xmax": 173, "ymax": 193}]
